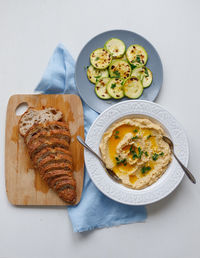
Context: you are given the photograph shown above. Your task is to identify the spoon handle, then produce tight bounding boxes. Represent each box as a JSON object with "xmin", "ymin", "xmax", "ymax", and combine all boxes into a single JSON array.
[
  {"xmin": 77, "ymin": 136, "xmax": 103, "ymax": 164},
  {"xmin": 173, "ymin": 152, "xmax": 196, "ymax": 184}
]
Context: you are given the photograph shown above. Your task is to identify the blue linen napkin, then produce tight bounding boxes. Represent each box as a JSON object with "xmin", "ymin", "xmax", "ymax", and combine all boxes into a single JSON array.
[{"xmin": 35, "ymin": 43, "xmax": 147, "ymax": 232}]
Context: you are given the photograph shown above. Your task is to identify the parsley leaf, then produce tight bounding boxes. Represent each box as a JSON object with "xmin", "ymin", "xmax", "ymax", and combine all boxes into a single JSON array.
[
  {"xmin": 144, "ymin": 151, "xmax": 148, "ymax": 156},
  {"xmin": 159, "ymin": 152, "xmax": 164, "ymax": 156},
  {"xmin": 111, "ymin": 83, "xmax": 116, "ymax": 89},
  {"xmin": 135, "ymin": 55, "xmax": 141, "ymax": 63},
  {"xmin": 132, "ymin": 153, "xmax": 138, "ymax": 160},
  {"xmin": 141, "ymin": 166, "xmax": 151, "ymax": 174},
  {"xmin": 133, "ymin": 129, "xmax": 138, "ymax": 133},
  {"xmin": 132, "ymin": 136, "xmax": 138, "ymax": 140},
  {"xmin": 116, "ymin": 158, "xmax": 127, "ymax": 166},
  {"xmin": 113, "ymin": 70, "xmax": 120, "ymax": 78},
  {"xmin": 147, "ymin": 134, "xmax": 152, "ymax": 140},
  {"xmin": 144, "ymin": 67, "xmax": 149, "ymax": 77},
  {"xmin": 152, "ymin": 153, "xmax": 159, "ymax": 161},
  {"xmin": 114, "ymin": 130, "xmax": 120, "ymax": 139},
  {"xmin": 138, "ymin": 147, "xmax": 143, "ymax": 159},
  {"xmin": 131, "ymin": 64, "xmax": 137, "ymax": 69},
  {"xmin": 95, "ymin": 57, "xmax": 99, "ymax": 61}
]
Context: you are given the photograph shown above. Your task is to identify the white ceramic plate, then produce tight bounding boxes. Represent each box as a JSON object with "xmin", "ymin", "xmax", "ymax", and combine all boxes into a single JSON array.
[{"xmin": 85, "ymin": 100, "xmax": 189, "ymax": 205}]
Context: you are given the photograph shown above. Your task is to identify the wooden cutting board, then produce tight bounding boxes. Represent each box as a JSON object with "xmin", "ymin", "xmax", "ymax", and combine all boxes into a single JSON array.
[{"xmin": 5, "ymin": 94, "xmax": 84, "ymax": 206}]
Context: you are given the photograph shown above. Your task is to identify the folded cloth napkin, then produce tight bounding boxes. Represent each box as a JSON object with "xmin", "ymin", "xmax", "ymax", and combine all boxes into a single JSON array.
[{"xmin": 35, "ymin": 44, "xmax": 147, "ymax": 232}]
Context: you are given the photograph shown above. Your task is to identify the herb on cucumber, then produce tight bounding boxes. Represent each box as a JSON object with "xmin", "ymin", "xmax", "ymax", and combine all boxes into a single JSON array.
[
  {"xmin": 130, "ymin": 64, "xmax": 137, "ymax": 70},
  {"xmin": 111, "ymin": 83, "xmax": 116, "ymax": 89},
  {"xmin": 144, "ymin": 67, "xmax": 149, "ymax": 77},
  {"xmin": 113, "ymin": 70, "xmax": 120, "ymax": 78}
]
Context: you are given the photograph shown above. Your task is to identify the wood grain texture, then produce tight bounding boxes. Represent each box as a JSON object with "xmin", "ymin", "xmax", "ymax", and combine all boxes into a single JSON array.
[{"xmin": 5, "ymin": 94, "xmax": 84, "ymax": 206}]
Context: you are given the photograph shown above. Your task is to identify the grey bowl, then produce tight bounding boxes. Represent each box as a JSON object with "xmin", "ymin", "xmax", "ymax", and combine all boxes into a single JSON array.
[{"xmin": 75, "ymin": 30, "xmax": 163, "ymax": 113}]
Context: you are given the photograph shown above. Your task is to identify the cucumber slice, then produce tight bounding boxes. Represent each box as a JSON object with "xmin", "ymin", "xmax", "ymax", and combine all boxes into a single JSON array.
[
  {"xmin": 95, "ymin": 78, "xmax": 112, "ymax": 99},
  {"xmin": 126, "ymin": 44, "xmax": 148, "ymax": 66},
  {"xmin": 131, "ymin": 66, "xmax": 145, "ymax": 78},
  {"xmin": 123, "ymin": 76, "xmax": 143, "ymax": 99},
  {"xmin": 106, "ymin": 78, "xmax": 124, "ymax": 99},
  {"xmin": 104, "ymin": 38, "xmax": 126, "ymax": 58},
  {"xmin": 142, "ymin": 68, "xmax": 153, "ymax": 88},
  {"xmin": 109, "ymin": 60, "xmax": 131, "ymax": 79},
  {"xmin": 87, "ymin": 65, "xmax": 109, "ymax": 84},
  {"xmin": 90, "ymin": 48, "xmax": 112, "ymax": 69},
  {"xmin": 131, "ymin": 66, "xmax": 153, "ymax": 88}
]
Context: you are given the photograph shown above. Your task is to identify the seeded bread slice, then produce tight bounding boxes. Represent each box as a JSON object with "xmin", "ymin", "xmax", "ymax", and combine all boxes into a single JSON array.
[
  {"xmin": 19, "ymin": 107, "xmax": 63, "ymax": 136},
  {"xmin": 24, "ymin": 121, "xmax": 70, "ymax": 144},
  {"xmin": 33, "ymin": 147, "xmax": 72, "ymax": 166},
  {"xmin": 27, "ymin": 138, "xmax": 70, "ymax": 159}
]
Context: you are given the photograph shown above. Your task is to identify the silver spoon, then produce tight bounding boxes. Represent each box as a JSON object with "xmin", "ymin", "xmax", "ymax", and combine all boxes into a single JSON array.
[
  {"xmin": 77, "ymin": 136, "xmax": 122, "ymax": 183},
  {"xmin": 163, "ymin": 136, "xmax": 196, "ymax": 184}
]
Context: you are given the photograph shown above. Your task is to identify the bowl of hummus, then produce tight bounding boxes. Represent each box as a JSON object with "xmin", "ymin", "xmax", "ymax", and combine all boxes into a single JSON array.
[
  {"xmin": 100, "ymin": 118, "xmax": 172, "ymax": 190},
  {"xmin": 85, "ymin": 100, "xmax": 189, "ymax": 205}
]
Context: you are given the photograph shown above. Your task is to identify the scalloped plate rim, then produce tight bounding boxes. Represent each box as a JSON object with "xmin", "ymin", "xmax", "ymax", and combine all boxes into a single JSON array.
[{"xmin": 85, "ymin": 100, "xmax": 189, "ymax": 205}]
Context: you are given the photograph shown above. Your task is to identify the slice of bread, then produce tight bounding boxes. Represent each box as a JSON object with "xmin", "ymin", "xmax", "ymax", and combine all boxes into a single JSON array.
[{"xmin": 18, "ymin": 107, "xmax": 63, "ymax": 136}]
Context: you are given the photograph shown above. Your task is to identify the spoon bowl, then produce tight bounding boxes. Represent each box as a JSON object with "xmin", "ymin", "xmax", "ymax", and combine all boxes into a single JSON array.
[
  {"xmin": 77, "ymin": 136, "xmax": 122, "ymax": 183},
  {"xmin": 163, "ymin": 136, "xmax": 196, "ymax": 184}
]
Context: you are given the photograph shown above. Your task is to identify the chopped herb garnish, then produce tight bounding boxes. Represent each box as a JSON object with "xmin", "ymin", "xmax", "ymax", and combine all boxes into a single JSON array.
[
  {"xmin": 144, "ymin": 67, "xmax": 149, "ymax": 77},
  {"xmin": 130, "ymin": 64, "xmax": 137, "ymax": 70},
  {"xmin": 116, "ymin": 158, "xmax": 127, "ymax": 166},
  {"xmin": 130, "ymin": 146, "xmax": 138, "ymax": 160},
  {"xmin": 113, "ymin": 70, "xmax": 120, "ymax": 78},
  {"xmin": 138, "ymin": 147, "xmax": 143, "ymax": 159},
  {"xmin": 130, "ymin": 145, "xmax": 133, "ymax": 152},
  {"xmin": 134, "ymin": 129, "xmax": 138, "ymax": 133},
  {"xmin": 95, "ymin": 75, "xmax": 101, "ymax": 79},
  {"xmin": 95, "ymin": 57, "xmax": 99, "ymax": 61},
  {"xmin": 159, "ymin": 152, "xmax": 164, "ymax": 156},
  {"xmin": 132, "ymin": 135, "xmax": 138, "ymax": 140},
  {"xmin": 111, "ymin": 83, "xmax": 116, "ymax": 89},
  {"xmin": 114, "ymin": 130, "xmax": 120, "ymax": 139},
  {"xmin": 144, "ymin": 151, "xmax": 148, "ymax": 157},
  {"xmin": 141, "ymin": 166, "xmax": 151, "ymax": 174},
  {"xmin": 152, "ymin": 153, "xmax": 159, "ymax": 161},
  {"xmin": 132, "ymin": 153, "xmax": 138, "ymax": 160},
  {"xmin": 147, "ymin": 134, "xmax": 152, "ymax": 140},
  {"xmin": 115, "ymin": 157, "xmax": 119, "ymax": 161},
  {"xmin": 135, "ymin": 55, "xmax": 141, "ymax": 63}
]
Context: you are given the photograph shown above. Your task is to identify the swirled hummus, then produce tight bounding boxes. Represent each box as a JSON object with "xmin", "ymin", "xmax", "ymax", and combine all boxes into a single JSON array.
[{"xmin": 99, "ymin": 118, "xmax": 172, "ymax": 189}]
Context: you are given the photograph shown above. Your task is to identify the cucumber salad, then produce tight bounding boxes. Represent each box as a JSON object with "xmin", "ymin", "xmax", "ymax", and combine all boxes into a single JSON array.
[{"xmin": 86, "ymin": 38, "xmax": 153, "ymax": 100}]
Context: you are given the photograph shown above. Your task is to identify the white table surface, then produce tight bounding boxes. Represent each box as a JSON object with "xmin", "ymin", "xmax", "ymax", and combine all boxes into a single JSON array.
[{"xmin": 1, "ymin": 0, "xmax": 200, "ymax": 257}]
